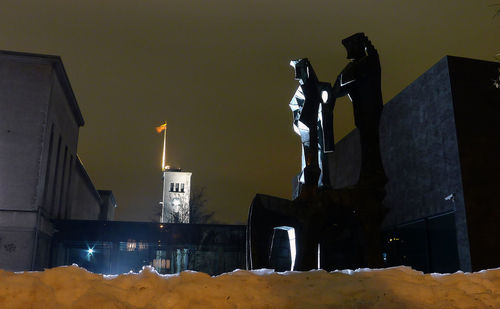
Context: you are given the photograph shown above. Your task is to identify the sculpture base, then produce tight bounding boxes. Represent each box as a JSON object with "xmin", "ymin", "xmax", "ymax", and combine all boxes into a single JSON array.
[{"xmin": 247, "ymin": 185, "xmax": 387, "ymax": 271}]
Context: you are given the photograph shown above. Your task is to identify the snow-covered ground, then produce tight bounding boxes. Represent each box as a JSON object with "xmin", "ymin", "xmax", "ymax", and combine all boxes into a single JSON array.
[{"xmin": 0, "ymin": 265, "xmax": 498, "ymax": 308}]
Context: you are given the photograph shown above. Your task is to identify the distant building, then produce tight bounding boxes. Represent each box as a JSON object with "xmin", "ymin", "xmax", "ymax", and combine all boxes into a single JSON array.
[
  {"xmin": 0, "ymin": 50, "xmax": 246, "ymax": 275},
  {"xmin": 326, "ymin": 56, "xmax": 500, "ymax": 272},
  {"xmin": 0, "ymin": 51, "xmax": 116, "ymax": 271},
  {"xmin": 98, "ymin": 190, "xmax": 118, "ymax": 221},
  {"xmin": 51, "ymin": 220, "xmax": 245, "ymax": 276},
  {"xmin": 161, "ymin": 168, "xmax": 192, "ymax": 223}
]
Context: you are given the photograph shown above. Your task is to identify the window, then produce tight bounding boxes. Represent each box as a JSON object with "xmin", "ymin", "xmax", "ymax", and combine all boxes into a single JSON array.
[
  {"xmin": 175, "ymin": 183, "xmax": 179, "ymax": 192},
  {"xmin": 181, "ymin": 183, "xmax": 185, "ymax": 192},
  {"xmin": 170, "ymin": 183, "xmax": 174, "ymax": 192}
]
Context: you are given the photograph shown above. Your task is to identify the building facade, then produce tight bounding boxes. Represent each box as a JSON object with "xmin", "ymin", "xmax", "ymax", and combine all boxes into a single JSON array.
[
  {"xmin": 0, "ymin": 51, "xmax": 116, "ymax": 271},
  {"xmin": 327, "ymin": 56, "xmax": 500, "ymax": 272},
  {"xmin": 51, "ymin": 220, "xmax": 245, "ymax": 276},
  {"xmin": 161, "ymin": 168, "xmax": 192, "ymax": 223}
]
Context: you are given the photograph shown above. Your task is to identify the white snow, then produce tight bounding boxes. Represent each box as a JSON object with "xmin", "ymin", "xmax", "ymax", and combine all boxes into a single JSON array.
[{"xmin": 0, "ymin": 265, "xmax": 498, "ymax": 308}]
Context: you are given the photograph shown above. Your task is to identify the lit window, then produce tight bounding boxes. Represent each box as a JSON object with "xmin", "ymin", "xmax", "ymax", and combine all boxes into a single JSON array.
[{"xmin": 126, "ymin": 239, "xmax": 136, "ymax": 251}]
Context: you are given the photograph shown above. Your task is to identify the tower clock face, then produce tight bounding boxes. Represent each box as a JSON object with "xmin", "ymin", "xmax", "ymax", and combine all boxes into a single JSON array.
[{"xmin": 172, "ymin": 198, "xmax": 181, "ymax": 212}]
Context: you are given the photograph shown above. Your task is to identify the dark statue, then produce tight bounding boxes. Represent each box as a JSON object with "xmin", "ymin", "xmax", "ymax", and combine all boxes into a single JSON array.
[
  {"xmin": 334, "ymin": 33, "xmax": 386, "ymax": 188},
  {"xmin": 247, "ymin": 33, "xmax": 387, "ymax": 271}
]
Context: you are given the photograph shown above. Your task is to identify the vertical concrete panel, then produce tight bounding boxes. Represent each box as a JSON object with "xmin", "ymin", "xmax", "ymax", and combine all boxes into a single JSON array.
[
  {"xmin": 379, "ymin": 57, "xmax": 464, "ymax": 227},
  {"xmin": 328, "ymin": 130, "xmax": 361, "ymax": 188},
  {"xmin": 67, "ymin": 160, "xmax": 102, "ymax": 220},
  {"xmin": 45, "ymin": 72, "xmax": 80, "ymax": 216},
  {"xmin": 47, "ymin": 73, "xmax": 79, "ymax": 153},
  {"xmin": 0, "ymin": 58, "xmax": 52, "ymax": 210}
]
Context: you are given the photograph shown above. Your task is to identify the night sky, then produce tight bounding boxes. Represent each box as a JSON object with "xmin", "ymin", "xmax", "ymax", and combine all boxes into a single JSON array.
[{"xmin": 1, "ymin": 1, "xmax": 498, "ymax": 223}]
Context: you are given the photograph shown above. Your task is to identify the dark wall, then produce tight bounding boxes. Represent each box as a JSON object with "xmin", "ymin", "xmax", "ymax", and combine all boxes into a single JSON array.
[
  {"xmin": 448, "ymin": 57, "xmax": 500, "ymax": 271},
  {"xmin": 328, "ymin": 57, "xmax": 465, "ymax": 226},
  {"xmin": 326, "ymin": 56, "xmax": 500, "ymax": 271},
  {"xmin": 378, "ymin": 56, "xmax": 465, "ymax": 229},
  {"xmin": 329, "ymin": 130, "xmax": 361, "ymax": 188}
]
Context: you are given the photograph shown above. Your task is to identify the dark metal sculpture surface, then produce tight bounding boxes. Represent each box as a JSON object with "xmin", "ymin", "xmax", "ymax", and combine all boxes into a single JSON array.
[
  {"xmin": 247, "ymin": 33, "xmax": 387, "ymax": 271},
  {"xmin": 334, "ymin": 33, "xmax": 387, "ymax": 189}
]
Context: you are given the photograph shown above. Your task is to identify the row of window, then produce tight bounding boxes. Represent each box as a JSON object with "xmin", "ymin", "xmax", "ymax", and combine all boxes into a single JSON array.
[{"xmin": 169, "ymin": 182, "xmax": 185, "ymax": 192}]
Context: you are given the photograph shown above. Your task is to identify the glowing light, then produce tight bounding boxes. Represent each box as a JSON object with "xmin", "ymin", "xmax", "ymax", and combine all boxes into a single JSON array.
[
  {"xmin": 138, "ymin": 242, "xmax": 147, "ymax": 250},
  {"xmin": 287, "ymin": 228, "xmax": 296, "ymax": 271},
  {"xmin": 317, "ymin": 243, "xmax": 321, "ymax": 269},
  {"xmin": 86, "ymin": 246, "xmax": 95, "ymax": 261},
  {"xmin": 126, "ymin": 240, "xmax": 136, "ymax": 251},
  {"xmin": 321, "ymin": 90, "xmax": 328, "ymax": 103}
]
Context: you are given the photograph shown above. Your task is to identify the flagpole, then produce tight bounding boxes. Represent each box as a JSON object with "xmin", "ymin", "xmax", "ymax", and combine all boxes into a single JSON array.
[
  {"xmin": 161, "ymin": 121, "xmax": 167, "ymax": 223},
  {"xmin": 162, "ymin": 122, "xmax": 167, "ymax": 171}
]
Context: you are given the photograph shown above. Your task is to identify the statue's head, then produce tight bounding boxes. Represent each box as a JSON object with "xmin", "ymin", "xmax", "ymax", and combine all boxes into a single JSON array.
[
  {"xmin": 290, "ymin": 58, "xmax": 311, "ymax": 84},
  {"xmin": 342, "ymin": 33, "xmax": 367, "ymax": 61}
]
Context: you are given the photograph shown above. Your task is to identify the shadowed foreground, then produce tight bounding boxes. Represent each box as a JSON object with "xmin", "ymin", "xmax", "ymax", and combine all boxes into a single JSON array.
[{"xmin": 0, "ymin": 265, "xmax": 498, "ymax": 308}]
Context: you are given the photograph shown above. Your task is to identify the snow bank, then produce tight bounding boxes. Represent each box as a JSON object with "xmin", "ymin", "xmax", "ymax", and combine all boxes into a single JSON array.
[{"xmin": 0, "ymin": 265, "xmax": 498, "ymax": 308}]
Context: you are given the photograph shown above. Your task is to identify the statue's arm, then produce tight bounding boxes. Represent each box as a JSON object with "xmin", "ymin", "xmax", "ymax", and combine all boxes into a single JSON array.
[{"xmin": 332, "ymin": 74, "xmax": 351, "ymax": 98}]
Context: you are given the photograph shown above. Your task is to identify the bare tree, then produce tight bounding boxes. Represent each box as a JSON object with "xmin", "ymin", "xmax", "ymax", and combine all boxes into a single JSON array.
[
  {"xmin": 493, "ymin": 4, "xmax": 500, "ymax": 18},
  {"xmin": 189, "ymin": 187, "xmax": 215, "ymax": 224},
  {"xmin": 151, "ymin": 186, "xmax": 215, "ymax": 223},
  {"xmin": 152, "ymin": 202, "xmax": 162, "ymax": 222}
]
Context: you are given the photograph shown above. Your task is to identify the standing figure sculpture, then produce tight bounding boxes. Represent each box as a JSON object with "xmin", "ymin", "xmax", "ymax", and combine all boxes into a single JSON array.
[
  {"xmin": 246, "ymin": 33, "xmax": 387, "ymax": 272},
  {"xmin": 289, "ymin": 58, "xmax": 335, "ymax": 190},
  {"xmin": 330, "ymin": 33, "xmax": 388, "ymax": 267},
  {"xmin": 333, "ymin": 32, "xmax": 387, "ymax": 190}
]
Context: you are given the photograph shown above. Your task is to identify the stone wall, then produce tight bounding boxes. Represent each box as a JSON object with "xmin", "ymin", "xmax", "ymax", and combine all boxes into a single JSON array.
[
  {"xmin": 0, "ymin": 51, "xmax": 107, "ymax": 271},
  {"xmin": 326, "ymin": 56, "xmax": 500, "ymax": 271}
]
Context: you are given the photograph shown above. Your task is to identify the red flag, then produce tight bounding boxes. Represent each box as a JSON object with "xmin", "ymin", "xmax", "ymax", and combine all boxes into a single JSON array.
[{"xmin": 156, "ymin": 123, "xmax": 166, "ymax": 133}]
